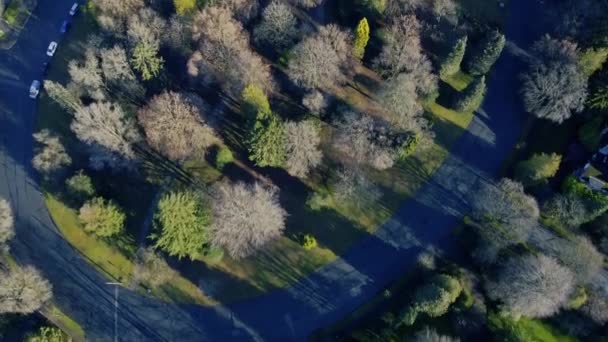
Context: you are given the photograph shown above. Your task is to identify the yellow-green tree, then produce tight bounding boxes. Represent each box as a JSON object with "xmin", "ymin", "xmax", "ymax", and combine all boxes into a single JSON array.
[
  {"xmin": 174, "ymin": 0, "xmax": 197, "ymax": 15},
  {"xmin": 515, "ymin": 153, "xmax": 562, "ymax": 186},
  {"xmin": 353, "ymin": 18, "xmax": 370, "ymax": 60}
]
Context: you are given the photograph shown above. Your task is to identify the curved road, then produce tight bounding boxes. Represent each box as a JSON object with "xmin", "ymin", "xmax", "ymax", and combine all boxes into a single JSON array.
[{"xmin": 0, "ymin": 0, "xmax": 547, "ymax": 341}]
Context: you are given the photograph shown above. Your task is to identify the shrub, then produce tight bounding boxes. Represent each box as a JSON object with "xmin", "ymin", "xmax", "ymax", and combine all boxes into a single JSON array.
[
  {"xmin": 397, "ymin": 274, "xmax": 462, "ymax": 326},
  {"xmin": 78, "ymin": 198, "xmax": 126, "ymax": 238},
  {"xmin": 301, "ymin": 234, "xmax": 317, "ymax": 250},
  {"xmin": 440, "ymin": 36, "xmax": 467, "ymax": 78},
  {"xmin": 454, "ymin": 76, "xmax": 486, "ymax": 112},
  {"xmin": 464, "ymin": 30, "xmax": 505, "ymax": 76},
  {"xmin": 66, "ymin": 171, "xmax": 96, "ymax": 204},
  {"xmin": 215, "ymin": 146, "xmax": 234, "ymax": 170}
]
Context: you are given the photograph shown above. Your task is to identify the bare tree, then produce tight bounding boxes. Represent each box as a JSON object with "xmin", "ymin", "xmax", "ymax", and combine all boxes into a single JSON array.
[
  {"xmin": 72, "ymin": 102, "xmax": 140, "ymax": 162},
  {"xmin": 284, "ymin": 120, "xmax": 322, "ymax": 178},
  {"xmin": 164, "ymin": 15, "xmax": 193, "ymax": 51},
  {"xmin": 290, "ymin": 0, "xmax": 323, "ymax": 8},
  {"xmin": 373, "ymin": 15, "xmax": 430, "ymax": 79},
  {"xmin": 287, "ymin": 24, "xmax": 351, "ymax": 89},
  {"xmin": 469, "ymin": 179, "xmax": 539, "ymax": 263},
  {"xmin": 188, "ymin": 5, "xmax": 273, "ymax": 92},
  {"xmin": 412, "ymin": 327, "xmax": 460, "ymax": 342},
  {"xmin": 0, "ymin": 266, "xmax": 52, "ymax": 314},
  {"xmin": 377, "ymin": 72, "xmax": 434, "ymax": 133},
  {"xmin": 137, "ymin": 92, "xmax": 217, "ymax": 162},
  {"xmin": 44, "ymin": 80, "xmax": 81, "ymax": 112},
  {"xmin": 210, "ymin": 182, "xmax": 287, "ymax": 259},
  {"xmin": 334, "ymin": 111, "xmax": 397, "ymax": 170},
  {"xmin": 0, "ymin": 198, "xmax": 14, "ymax": 246},
  {"xmin": 486, "ymin": 254, "xmax": 574, "ymax": 318},
  {"xmin": 522, "ymin": 36, "xmax": 587, "ymax": 123},
  {"xmin": 95, "ymin": 0, "xmax": 145, "ymax": 34},
  {"xmin": 302, "ymin": 90, "xmax": 328, "ymax": 115},
  {"xmin": 542, "ymin": 194, "xmax": 589, "ymax": 229},
  {"xmin": 254, "ymin": 1, "xmax": 299, "ymax": 49},
  {"xmin": 32, "ymin": 130, "xmax": 72, "ymax": 175},
  {"xmin": 68, "ymin": 49, "xmax": 105, "ymax": 100},
  {"xmin": 127, "ymin": 8, "xmax": 166, "ymax": 46},
  {"xmin": 132, "ymin": 247, "xmax": 175, "ymax": 287},
  {"xmin": 95, "ymin": 0, "xmax": 144, "ymax": 19},
  {"xmin": 333, "ymin": 168, "xmax": 382, "ymax": 208},
  {"xmin": 221, "ymin": 0, "xmax": 260, "ymax": 22},
  {"xmin": 100, "ymin": 45, "xmax": 136, "ymax": 82},
  {"xmin": 386, "ymin": 0, "xmax": 458, "ymax": 21},
  {"xmin": 535, "ymin": 235, "xmax": 604, "ymax": 284}
]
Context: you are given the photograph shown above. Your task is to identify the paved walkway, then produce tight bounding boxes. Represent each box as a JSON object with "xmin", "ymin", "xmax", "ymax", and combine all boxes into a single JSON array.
[{"xmin": 0, "ymin": 0, "xmax": 547, "ymax": 340}]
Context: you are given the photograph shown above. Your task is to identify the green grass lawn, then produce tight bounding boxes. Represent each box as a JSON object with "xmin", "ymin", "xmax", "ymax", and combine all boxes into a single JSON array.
[
  {"xmin": 44, "ymin": 193, "xmax": 134, "ymax": 282},
  {"xmin": 40, "ymin": 305, "xmax": 86, "ymax": 342},
  {"xmin": 488, "ymin": 313, "xmax": 577, "ymax": 342},
  {"xmin": 442, "ymin": 71, "xmax": 474, "ymax": 92}
]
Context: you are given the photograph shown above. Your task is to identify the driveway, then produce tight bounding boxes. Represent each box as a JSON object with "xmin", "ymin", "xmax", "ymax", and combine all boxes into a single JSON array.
[{"xmin": 0, "ymin": 0, "xmax": 547, "ymax": 341}]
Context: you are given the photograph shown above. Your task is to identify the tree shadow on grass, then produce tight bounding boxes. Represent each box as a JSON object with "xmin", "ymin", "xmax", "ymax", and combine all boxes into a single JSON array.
[{"xmin": 169, "ymin": 255, "xmax": 266, "ymax": 304}]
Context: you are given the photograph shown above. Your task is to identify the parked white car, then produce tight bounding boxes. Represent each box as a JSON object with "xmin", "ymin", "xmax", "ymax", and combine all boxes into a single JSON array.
[
  {"xmin": 46, "ymin": 41, "xmax": 58, "ymax": 57},
  {"xmin": 69, "ymin": 3, "xmax": 78, "ymax": 16},
  {"xmin": 29, "ymin": 80, "xmax": 41, "ymax": 99}
]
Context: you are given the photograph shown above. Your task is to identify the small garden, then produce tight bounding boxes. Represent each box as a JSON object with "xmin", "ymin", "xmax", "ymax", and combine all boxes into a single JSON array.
[{"xmin": 35, "ymin": 0, "xmax": 503, "ymax": 305}]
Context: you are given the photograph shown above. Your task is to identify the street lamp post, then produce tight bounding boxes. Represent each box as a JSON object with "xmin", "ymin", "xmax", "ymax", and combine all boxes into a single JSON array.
[{"xmin": 106, "ymin": 282, "xmax": 122, "ymax": 342}]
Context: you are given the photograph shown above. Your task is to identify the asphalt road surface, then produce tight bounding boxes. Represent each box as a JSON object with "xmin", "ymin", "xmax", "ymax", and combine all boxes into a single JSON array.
[{"xmin": 0, "ymin": 0, "xmax": 547, "ymax": 340}]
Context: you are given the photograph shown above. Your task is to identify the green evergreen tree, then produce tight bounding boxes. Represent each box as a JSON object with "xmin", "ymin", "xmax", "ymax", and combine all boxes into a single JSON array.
[
  {"xmin": 248, "ymin": 115, "xmax": 286, "ymax": 167},
  {"xmin": 440, "ymin": 36, "xmax": 467, "ymax": 78},
  {"xmin": 464, "ymin": 30, "xmax": 506, "ymax": 76},
  {"xmin": 153, "ymin": 190, "xmax": 211, "ymax": 259},
  {"xmin": 131, "ymin": 42, "xmax": 164, "ymax": 81},
  {"xmin": 589, "ymin": 85, "xmax": 608, "ymax": 110},
  {"xmin": 454, "ymin": 76, "xmax": 486, "ymax": 112},
  {"xmin": 515, "ymin": 153, "xmax": 562, "ymax": 186},
  {"xmin": 353, "ymin": 18, "xmax": 370, "ymax": 60}
]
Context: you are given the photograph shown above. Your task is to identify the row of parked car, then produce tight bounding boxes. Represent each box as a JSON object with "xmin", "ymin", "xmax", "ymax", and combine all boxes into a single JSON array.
[{"xmin": 29, "ymin": 2, "xmax": 79, "ymax": 99}]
